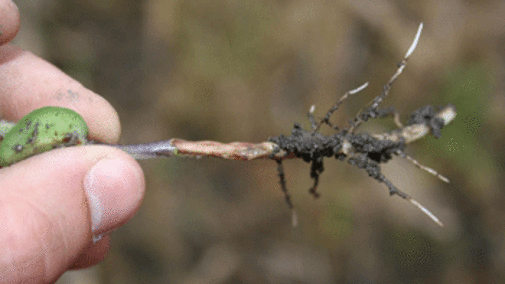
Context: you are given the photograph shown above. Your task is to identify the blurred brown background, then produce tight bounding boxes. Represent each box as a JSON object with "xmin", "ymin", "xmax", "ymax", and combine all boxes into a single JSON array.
[{"xmin": 11, "ymin": 0, "xmax": 505, "ymax": 283}]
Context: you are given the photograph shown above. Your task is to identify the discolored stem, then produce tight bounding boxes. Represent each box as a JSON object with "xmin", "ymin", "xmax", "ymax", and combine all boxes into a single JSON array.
[
  {"xmin": 109, "ymin": 139, "xmax": 289, "ymax": 161},
  {"xmin": 109, "ymin": 140, "xmax": 178, "ymax": 159}
]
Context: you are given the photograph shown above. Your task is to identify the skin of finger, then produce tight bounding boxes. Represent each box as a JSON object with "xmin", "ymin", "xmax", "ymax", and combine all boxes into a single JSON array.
[
  {"xmin": 0, "ymin": 0, "xmax": 20, "ymax": 45},
  {"xmin": 69, "ymin": 235, "xmax": 111, "ymax": 270},
  {"xmin": 0, "ymin": 45, "xmax": 121, "ymax": 144},
  {"xmin": 0, "ymin": 145, "xmax": 144, "ymax": 283}
]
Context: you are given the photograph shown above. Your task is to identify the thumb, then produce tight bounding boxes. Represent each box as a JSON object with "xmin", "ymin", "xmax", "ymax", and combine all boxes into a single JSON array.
[{"xmin": 0, "ymin": 145, "xmax": 145, "ymax": 283}]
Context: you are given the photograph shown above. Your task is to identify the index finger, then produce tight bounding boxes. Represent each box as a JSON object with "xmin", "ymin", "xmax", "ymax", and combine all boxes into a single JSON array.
[
  {"xmin": 0, "ymin": 0, "xmax": 20, "ymax": 45},
  {"xmin": 0, "ymin": 45, "xmax": 121, "ymax": 144}
]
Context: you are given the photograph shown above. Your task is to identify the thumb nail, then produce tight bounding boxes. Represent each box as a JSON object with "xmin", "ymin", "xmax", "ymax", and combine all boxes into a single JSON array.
[{"xmin": 84, "ymin": 158, "xmax": 144, "ymax": 234}]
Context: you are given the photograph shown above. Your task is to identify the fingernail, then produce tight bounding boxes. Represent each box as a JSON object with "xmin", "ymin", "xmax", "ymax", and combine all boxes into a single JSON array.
[{"xmin": 84, "ymin": 159, "xmax": 143, "ymax": 234}]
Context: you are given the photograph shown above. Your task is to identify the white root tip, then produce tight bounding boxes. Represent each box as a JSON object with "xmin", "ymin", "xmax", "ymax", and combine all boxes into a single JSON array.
[
  {"xmin": 292, "ymin": 210, "xmax": 298, "ymax": 227},
  {"xmin": 349, "ymin": 82, "xmax": 369, "ymax": 95},
  {"xmin": 409, "ymin": 198, "xmax": 444, "ymax": 227},
  {"xmin": 405, "ymin": 22, "xmax": 423, "ymax": 59},
  {"xmin": 440, "ymin": 176, "xmax": 450, "ymax": 184}
]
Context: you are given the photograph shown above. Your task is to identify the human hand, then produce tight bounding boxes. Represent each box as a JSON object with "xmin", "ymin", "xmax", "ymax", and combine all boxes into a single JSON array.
[{"xmin": 0, "ymin": 1, "xmax": 145, "ymax": 282}]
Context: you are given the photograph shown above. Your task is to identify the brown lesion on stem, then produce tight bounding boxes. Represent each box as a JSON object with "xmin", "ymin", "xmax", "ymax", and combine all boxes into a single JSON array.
[{"xmin": 170, "ymin": 139, "xmax": 287, "ymax": 160}]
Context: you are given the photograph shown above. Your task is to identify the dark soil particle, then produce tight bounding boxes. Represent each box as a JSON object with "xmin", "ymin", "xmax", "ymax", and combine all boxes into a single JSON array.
[{"xmin": 407, "ymin": 105, "xmax": 445, "ymax": 138}]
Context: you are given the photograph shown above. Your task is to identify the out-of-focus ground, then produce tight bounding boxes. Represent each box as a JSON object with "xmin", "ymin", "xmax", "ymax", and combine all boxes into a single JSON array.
[{"xmin": 11, "ymin": 0, "xmax": 505, "ymax": 283}]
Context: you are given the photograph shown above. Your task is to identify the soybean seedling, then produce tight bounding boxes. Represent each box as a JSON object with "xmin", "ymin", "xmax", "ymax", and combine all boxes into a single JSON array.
[{"xmin": 0, "ymin": 23, "xmax": 456, "ymax": 226}]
